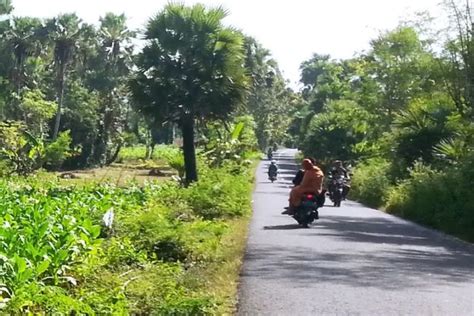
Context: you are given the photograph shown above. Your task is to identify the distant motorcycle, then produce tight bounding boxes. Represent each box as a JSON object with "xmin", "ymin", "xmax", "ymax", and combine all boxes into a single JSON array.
[
  {"xmin": 268, "ymin": 170, "xmax": 277, "ymax": 183},
  {"xmin": 289, "ymin": 193, "xmax": 319, "ymax": 228},
  {"xmin": 329, "ymin": 175, "xmax": 346, "ymax": 207}
]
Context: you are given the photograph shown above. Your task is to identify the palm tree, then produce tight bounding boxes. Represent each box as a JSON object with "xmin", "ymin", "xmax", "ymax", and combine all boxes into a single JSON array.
[
  {"xmin": 130, "ymin": 3, "xmax": 248, "ymax": 183},
  {"xmin": 93, "ymin": 13, "xmax": 134, "ymax": 165},
  {"xmin": 46, "ymin": 13, "xmax": 82, "ymax": 140},
  {"xmin": 5, "ymin": 17, "xmax": 43, "ymax": 97},
  {"xmin": 0, "ymin": 0, "xmax": 12, "ymax": 15}
]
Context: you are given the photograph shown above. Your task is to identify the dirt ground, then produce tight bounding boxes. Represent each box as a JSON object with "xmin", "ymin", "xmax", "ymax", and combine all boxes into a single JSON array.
[{"xmin": 56, "ymin": 164, "xmax": 176, "ymax": 186}]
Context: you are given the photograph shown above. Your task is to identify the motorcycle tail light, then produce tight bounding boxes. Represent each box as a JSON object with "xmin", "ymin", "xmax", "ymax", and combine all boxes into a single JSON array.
[{"xmin": 306, "ymin": 194, "xmax": 314, "ymax": 200}]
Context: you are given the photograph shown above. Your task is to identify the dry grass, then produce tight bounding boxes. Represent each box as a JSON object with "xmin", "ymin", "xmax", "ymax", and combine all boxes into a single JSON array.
[{"xmin": 54, "ymin": 164, "xmax": 175, "ymax": 186}]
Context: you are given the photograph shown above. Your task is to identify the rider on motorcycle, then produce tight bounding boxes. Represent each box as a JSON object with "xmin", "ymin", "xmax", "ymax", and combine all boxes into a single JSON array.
[
  {"xmin": 268, "ymin": 160, "xmax": 278, "ymax": 177},
  {"xmin": 267, "ymin": 147, "xmax": 273, "ymax": 160},
  {"xmin": 292, "ymin": 157, "xmax": 326, "ymax": 207},
  {"xmin": 328, "ymin": 160, "xmax": 350, "ymax": 200},
  {"xmin": 283, "ymin": 159, "xmax": 324, "ymax": 215}
]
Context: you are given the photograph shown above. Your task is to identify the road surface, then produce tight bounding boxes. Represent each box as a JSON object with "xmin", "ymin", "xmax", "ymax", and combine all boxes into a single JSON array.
[{"xmin": 237, "ymin": 149, "xmax": 474, "ymax": 316}]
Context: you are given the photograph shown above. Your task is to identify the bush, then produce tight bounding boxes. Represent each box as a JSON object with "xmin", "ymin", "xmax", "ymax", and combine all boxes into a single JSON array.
[
  {"xmin": 385, "ymin": 158, "xmax": 474, "ymax": 242},
  {"xmin": 0, "ymin": 121, "xmax": 43, "ymax": 175},
  {"xmin": 350, "ymin": 158, "xmax": 392, "ymax": 207},
  {"xmin": 44, "ymin": 131, "xmax": 72, "ymax": 170},
  {"xmin": 184, "ymin": 165, "xmax": 253, "ymax": 219}
]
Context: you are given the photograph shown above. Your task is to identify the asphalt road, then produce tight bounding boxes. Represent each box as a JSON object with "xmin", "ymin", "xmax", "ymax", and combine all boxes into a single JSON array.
[{"xmin": 237, "ymin": 149, "xmax": 474, "ymax": 316}]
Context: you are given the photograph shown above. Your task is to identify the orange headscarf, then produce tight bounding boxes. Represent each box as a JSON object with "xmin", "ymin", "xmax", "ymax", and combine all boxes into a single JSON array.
[{"xmin": 302, "ymin": 158, "xmax": 313, "ymax": 170}]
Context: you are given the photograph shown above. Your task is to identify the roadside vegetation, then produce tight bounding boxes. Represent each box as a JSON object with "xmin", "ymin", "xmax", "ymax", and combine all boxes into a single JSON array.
[
  {"xmin": 291, "ymin": 1, "xmax": 474, "ymax": 242},
  {"xmin": 0, "ymin": 153, "xmax": 255, "ymax": 313}
]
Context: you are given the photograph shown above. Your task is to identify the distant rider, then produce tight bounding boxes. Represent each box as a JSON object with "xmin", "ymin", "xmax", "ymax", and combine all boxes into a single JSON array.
[
  {"xmin": 268, "ymin": 160, "xmax": 278, "ymax": 177},
  {"xmin": 329, "ymin": 160, "xmax": 350, "ymax": 199},
  {"xmin": 267, "ymin": 148, "xmax": 273, "ymax": 160}
]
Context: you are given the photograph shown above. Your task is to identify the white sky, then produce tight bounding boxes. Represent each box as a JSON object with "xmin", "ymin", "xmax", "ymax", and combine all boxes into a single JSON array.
[{"xmin": 11, "ymin": 0, "xmax": 445, "ymax": 87}]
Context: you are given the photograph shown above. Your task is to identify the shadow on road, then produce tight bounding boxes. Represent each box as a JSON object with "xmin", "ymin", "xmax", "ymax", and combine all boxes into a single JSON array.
[
  {"xmin": 243, "ymin": 214, "xmax": 474, "ymax": 290},
  {"xmin": 263, "ymin": 224, "xmax": 302, "ymax": 230}
]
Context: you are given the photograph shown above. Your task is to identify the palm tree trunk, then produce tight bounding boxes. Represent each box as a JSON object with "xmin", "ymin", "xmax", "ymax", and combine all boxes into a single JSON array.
[
  {"xmin": 53, "ymin": 63, "xmax": 66, "ymax": 140},
  {"xmin": 181, "ymin": 115, "xmax": 198, "ymax": 183}
]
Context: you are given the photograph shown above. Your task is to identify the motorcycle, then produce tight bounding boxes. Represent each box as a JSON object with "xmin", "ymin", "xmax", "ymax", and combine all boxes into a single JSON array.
[
  {"xmin": 329, "ymin": 175, "xmax": 346, "ymax": 207},
  {"xmin": 268, "ymin": 170, "xmax": 277, "ymax": 183},
  {"xmin": 292, "ymin": 193, "xmax": 319, "ymax": 228},
  {"xmin": 267, "ymin": 152, "xmax": 273, "ymax": 160}
]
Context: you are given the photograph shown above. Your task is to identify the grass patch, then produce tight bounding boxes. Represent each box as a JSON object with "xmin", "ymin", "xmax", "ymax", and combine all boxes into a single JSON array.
[{"xmin": 202, "ymin": 217, "xmax": 250, "ymax": 315}]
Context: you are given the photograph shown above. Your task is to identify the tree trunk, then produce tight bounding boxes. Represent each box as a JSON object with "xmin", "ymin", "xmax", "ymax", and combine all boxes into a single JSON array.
[
  {"xmin": 181, "ymin": 115, "xmax": 198, "ymax": 183},
  {"xmin": 106, "ymin": 141, "xmax": 122, "ymax": 165},
  {"xmin": 53, "ymin": 64, "xmax": 65, "ymax": 140}
]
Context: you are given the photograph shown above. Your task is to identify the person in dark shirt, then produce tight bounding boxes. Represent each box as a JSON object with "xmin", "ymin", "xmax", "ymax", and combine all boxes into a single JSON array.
[
  {"xmin": 268, "ymin": 160, "xmax": 278, "ymax": 177},
  {"xmin": 328, "ymin": 160, "xmax": 350, "ymax": 199}
]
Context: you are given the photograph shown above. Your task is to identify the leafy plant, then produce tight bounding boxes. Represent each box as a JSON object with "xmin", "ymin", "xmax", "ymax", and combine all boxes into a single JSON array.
[{"xmin": 0, "ymin": 121, "xmax": 44, "ymax": 175}]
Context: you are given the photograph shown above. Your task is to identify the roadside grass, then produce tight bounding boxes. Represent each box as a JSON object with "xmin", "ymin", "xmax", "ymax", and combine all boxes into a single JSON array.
[{"xmin": 204, "ymin": 217, "xmax": 250, "ymax": 315}]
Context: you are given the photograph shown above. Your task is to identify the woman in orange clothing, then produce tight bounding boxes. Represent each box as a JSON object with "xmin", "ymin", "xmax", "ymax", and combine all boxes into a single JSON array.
[{"xmin": 283, "ymin": 158, "xmax": 324, "ymax": 215}]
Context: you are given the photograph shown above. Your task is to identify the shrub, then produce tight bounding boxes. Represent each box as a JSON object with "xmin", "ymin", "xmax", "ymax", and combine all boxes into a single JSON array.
[
  {"xmin": 0, "ymin": 121, "xmax": 43, "ymax": 175},
  {"xmin": 386, "ymin": 158, "xmax": 474, "ymax": 241},
  {"xmin": 43, "ymin": 131, "xmax": 72, "ymax": 170},
  {"xmin": 184, "ymin": 165, "xmax": 253, "ymax": 219},
  {"xmin": 350, "ymin": 158, "xmax": 392, "ymax": 207}
]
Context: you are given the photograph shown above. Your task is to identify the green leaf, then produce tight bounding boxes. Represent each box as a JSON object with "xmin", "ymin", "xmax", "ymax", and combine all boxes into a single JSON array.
[
  {"xmin": 36, "ymin": 260, "xmax": 50, "ymax": 275},
  {"xmin": 14, "ymin": 256, "xmax": 27, "ymax": 273},
  {"xmin": 231, "ymin": 122, "xmax": 245, "ymax": 140}
]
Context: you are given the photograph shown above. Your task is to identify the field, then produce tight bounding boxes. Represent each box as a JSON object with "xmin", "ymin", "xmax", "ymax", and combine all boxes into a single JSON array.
[{"xmin": 0, "ymin": 147, "xmax": 255, "ymax": 314}]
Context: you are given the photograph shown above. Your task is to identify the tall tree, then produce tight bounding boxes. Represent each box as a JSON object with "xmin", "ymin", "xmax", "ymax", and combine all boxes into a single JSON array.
[
  {"xmin": 130, "ymin": 3, "xmax": 248, "ymax": 183},
  {"xmin": 46, "ymin": 14, "xmax": 82, "ymax": 140},
  {"xmin": 443, "ymin": 0, "xmax": 474, "ymax": 117},
  {"xmin": 4, "ymin": 17, "xmax": 43, "ymax": 97},
  {"xmin": 92, "ymin": 13, "xmax": 134, "ymax": 165},
  {"xmin": 244, "ymin": 36, "xmax": 294, "ymax": 149}
]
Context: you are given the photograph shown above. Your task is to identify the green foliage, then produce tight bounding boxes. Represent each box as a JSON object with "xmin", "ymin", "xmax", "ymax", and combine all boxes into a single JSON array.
[
  {"xmin": 0, "ymin": 122, "xmax": 72, "ymax": 173},
  {"xmin": 0, "ymin": 0, "xmax": 12, "ymax": 15},
  {"xmin": 20, "ymin": 89, "xmax": 57, "ymax": 136},
  {"xmin": 184, "ymin": 164, "xmax": 253, "ymax": 219},
  {"xmin": 118, "ymin": 144, "xmax": 180, "ymax": 163},
  {"xmin": 0, "ymin": 181, "xmax": 103, "ymax": 310},
  {"xmin": 385, "ymin": 157, "xmax": 474, "ymax": 242},
  {"xmin": 350, "ymin": 158, "xmax": 392, "ymax": 207},
  {"xmin": 244, "ymin": 37, "xmax": 296, "ymax": 149},
  {"xmin": 0, "ymin": 121, "xmax": 43, "ymax": 175},
  {"xmin": 130, "ymin": 3, "xmax": 249, "ymax": 182},
  {"xmin": 202, "ymin": 116, "xmax": 258, "ymax": 167},
  {"xmin": 164, "ymin": 151, "xmax": 186, "ymax": 179},
  {"xmin": 43, "ymin": 131, "xmax": 72, "ymax": 170},
  {"xmin": 301, "ymin": 99, "xmax": 376, "ymax": 162},
  {"xmin": 391, "ymin": 95, "xmax": 456, "ymax": 172}
]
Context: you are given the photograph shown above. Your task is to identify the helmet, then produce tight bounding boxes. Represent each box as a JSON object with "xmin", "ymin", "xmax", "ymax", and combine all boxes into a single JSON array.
[{"xmin": 271, "ymin": 160, "xmax": 276, "ymax": 165}]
